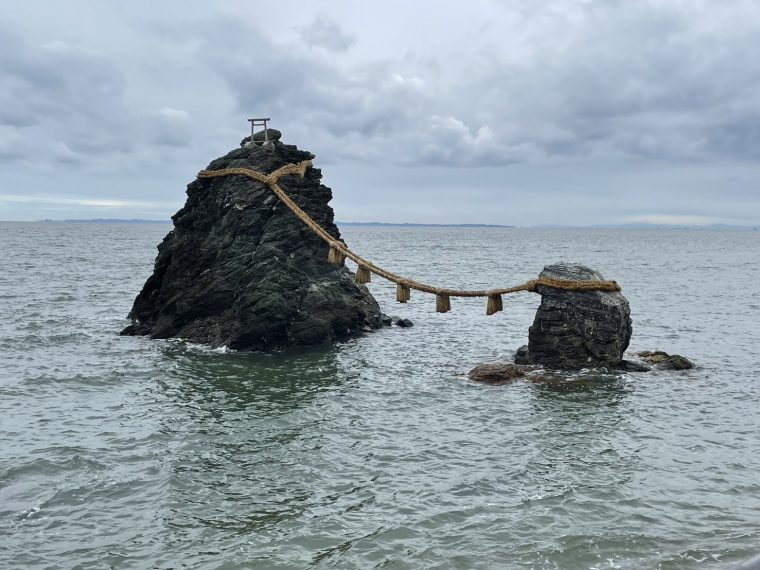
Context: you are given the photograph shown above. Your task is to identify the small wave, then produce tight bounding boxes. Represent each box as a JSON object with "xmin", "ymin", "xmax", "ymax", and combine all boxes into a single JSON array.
[{"xmin": 1, "ymin": 455, "xmax": 108, "ymax": 483}]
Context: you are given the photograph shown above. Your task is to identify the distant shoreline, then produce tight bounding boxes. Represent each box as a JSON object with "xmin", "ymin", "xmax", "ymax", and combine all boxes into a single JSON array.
[
  {"xmin": 13, "ymin": 219, "xmax": 759, "ymax": 231},
  {"xmin": 29, "ymin": 218, "xmax": 514, "ymax": 228},
  {"xmin": 35, "ymin": 218, "xmax": 170, "ymax": 224},
  {"xmin": 337, "ymin": 221, "xmax": 514, "ymax": 228}
]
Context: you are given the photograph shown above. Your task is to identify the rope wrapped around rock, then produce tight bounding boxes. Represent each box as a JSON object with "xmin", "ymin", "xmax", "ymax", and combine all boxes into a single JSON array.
[{"xmin": 197, "ymin": 160, "xmax": 621, "ymax": 314}]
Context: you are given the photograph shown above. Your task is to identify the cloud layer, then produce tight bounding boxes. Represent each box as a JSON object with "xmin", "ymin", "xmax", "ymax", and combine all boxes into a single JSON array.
[{"xmin": 1, "ymin": 0, "xmax": 759, "ymax": 224}]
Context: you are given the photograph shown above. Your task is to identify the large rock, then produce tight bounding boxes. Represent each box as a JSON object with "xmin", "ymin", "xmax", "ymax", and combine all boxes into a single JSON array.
[
  {"xmin": 122, "ymin": 132, "xmax": 382, "ymax": 350},
  {"xmin": 518, "ymin": 262, "xmax": 632, "ymax": 369}
]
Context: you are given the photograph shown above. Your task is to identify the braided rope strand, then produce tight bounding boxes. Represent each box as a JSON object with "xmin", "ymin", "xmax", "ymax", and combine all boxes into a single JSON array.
[{"xmin": 197, "ymin": 161, "xmax": 621, "ymax": 300}]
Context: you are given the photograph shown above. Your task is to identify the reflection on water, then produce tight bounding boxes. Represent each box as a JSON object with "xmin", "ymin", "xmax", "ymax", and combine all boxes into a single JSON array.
[
  {"xmin": 160, "ymin": 343, "xmax": 346, "ymax": 415},
  {"xmin": 154, "ymin": 345, "xmax": 354, "ymax": 539}
]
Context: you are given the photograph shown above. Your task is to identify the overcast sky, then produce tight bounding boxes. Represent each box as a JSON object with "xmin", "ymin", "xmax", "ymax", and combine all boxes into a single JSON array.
[{"xmin": 1, "ymin": 0, "xmax": 759, "ymax": 225}]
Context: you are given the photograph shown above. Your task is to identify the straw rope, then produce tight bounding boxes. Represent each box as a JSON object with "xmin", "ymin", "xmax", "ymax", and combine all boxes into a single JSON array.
[{"xmin": 197, "ymin": 160, "xmax": 621, "ymax": 313}]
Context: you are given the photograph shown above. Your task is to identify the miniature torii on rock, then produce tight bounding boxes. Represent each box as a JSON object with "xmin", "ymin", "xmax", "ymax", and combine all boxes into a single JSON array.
[{"xmin": 247, "ymin": 118, "xmax": 271, "ymax": 146}]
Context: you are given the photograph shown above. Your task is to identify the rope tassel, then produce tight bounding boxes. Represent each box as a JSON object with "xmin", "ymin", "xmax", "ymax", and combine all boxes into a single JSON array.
[
  {"xmin": 396, "ymin": 283, "xmax": 411, "ymax": 303},
  {"xmin": 435, "ymin": 291, "xmax": 451, "ymax": 313},
  {"xmin": 327, "ymin": 242, "xmax": 345, "ymax": 266},
  {"xmin": 355, "ymin": 264, "xmax": 372, "ymax": 284},
  {"xmin": 197, "ymin": 160, "xmax": 624, "ymax": 314},
  {"xmin": 486, "ymin": 293, "xmax": 503, "ymax": 316}
]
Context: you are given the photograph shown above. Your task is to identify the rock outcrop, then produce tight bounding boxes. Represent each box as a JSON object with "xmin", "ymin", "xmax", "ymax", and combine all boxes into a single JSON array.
[
  {"xmin": 517, "ymin": 262, "xmax": 632, "ymax": 369},
  {"xmin": 468, "ymin": 362, "xmax": 533, "ymax": 384},
  {"xmin": 638, "ymin": 351, "xmax": 695, "ymax": 370},
  {"xmin": 122, "ymin": 132, "xmax": 382, "ymax": 350},
  {"xmin": 240, "ymin": 128, "xmax": 282, "ymax": 148}
]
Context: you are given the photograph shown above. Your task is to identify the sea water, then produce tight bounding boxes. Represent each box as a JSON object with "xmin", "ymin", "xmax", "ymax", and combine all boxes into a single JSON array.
[{"xmin": 1, "ymin": 222, "xmax": 759, "ymax": 569}]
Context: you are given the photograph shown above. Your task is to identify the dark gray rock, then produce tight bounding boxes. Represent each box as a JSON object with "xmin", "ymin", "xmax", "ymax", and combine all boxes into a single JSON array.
[
  {"xmin": 122, "ymin": 132, "xmax": 381, "ymax": 350},
  {"xmin": 657, "ymin": 354, "xmax": 695, "ymax": 370},
  {"xmin": 657, "ymin": 354, "xmax": 694, "ymax": 370},
  {"xmin": 514, "ymin": 345, "xmax": 529, "ymax": 365},
  {"xmin": 638, "ymin": 351, "xmax": 695, "ymax": 370},
  {"xmin": 390, "ymin": 315, "xmax": 413, "ymax": 327},
  {"xmin": 518, "ymin": 262, "xmax": 632, "ymax": 370},
  {"xmin": 468, "ymin": 362, "xmax": 545, "ymax": 385},
  {"xmin": 618, "ymin": 359, "xmax": 651, "ymax": 372},
  {"xmin": 468, "ymin": 362, "xmax": 527, "ymax": 384},
  {"xmin": 381, "ymin": 314, "xmax": 393, "ymax": 326},
  {"xmin": 637, "ymin": 350, "xmax": 670, "ymax": 364},
  {"xmin": 240, "ymin": 128, "xmax": 282, "ymax": 147}
]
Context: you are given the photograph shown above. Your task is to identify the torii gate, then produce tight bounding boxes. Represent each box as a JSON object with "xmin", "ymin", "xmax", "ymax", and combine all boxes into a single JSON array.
[{"xmin": 248, "ymin": 118, "xmax": 271, "ymax": 144}]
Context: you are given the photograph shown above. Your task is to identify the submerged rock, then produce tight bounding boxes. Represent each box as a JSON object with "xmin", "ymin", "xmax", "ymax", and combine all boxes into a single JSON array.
[
  {"xmin": 658, "ymin": 355, "xmax": 695, "ymax": 370},
  {"xmin": 638, "ymin": 351, "xmax": 695, "ymax": 370},
  {"xmin": 514, "ymin": 345, "xmax": 529, "ymax": 365},
  {"xmin": 637, "ymin": 350, "xmax": 670, "ymax": 364},
  {"xmin": 122, "ymin": 131, "xmax": 381, "ymax": 350},
  {"xmin": 468, "ymin": 362, "xmax": 528, "ymax": 384},
  {"xmin": 517, "ymin": 262, "xmax": 632, "ymax": 370},
  {"xmin": 618, "ymin": 359, "xmax": 652, "ymax": 372}
]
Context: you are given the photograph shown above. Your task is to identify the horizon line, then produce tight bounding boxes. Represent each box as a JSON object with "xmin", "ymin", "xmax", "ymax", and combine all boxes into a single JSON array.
[{"xmin": 3, "ymin": 218, "xmax": 757, "ymax": 230}]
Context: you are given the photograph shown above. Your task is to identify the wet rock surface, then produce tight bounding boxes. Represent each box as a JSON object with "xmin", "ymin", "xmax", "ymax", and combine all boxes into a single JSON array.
[
  {"xmin": 618, "ymin": 359, "xmax": 652, "ymax": 372},
  {"xmin": 122, "ymin": 132, "xmax": 381, "ymax": 350},
  {"xmin": 468, "ymin": 362, "xmax": 536, "ymax": 384},
  {"xmin": 514, "ymin": 345, "xmax": 529, "ymax": 365},
  {"xmin": 518, "ymin": 262, "xmax": 632, "ymax": 370},
  {"xmin": 638, "ymin": 351, "xmax": 695, "ymax": 370}
]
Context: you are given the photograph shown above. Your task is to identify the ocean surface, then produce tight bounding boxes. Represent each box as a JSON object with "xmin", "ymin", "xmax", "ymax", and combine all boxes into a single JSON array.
[{"xmin": 1, "ymin": 222, "xmax": 759, "ymax": 570}]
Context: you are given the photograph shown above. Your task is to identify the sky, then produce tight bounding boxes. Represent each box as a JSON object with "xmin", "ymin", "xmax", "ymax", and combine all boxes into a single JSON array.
[{"xmin": 1, "ymin": 0, "xmax": 759, "ymax": 226}]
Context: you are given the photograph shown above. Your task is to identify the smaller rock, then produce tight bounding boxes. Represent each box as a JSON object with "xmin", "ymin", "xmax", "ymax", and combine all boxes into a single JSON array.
[
  {"xmin": 364, "ymin": 314, "xmax": 382, "ymax": 329},
  {"xmin": 638, "ymin": 350, "xmax": 670, "ymax": 364},
  {"xmin": 618, "ymin": 359, "xmax": 651, "ymax": 372},
  {"xmin": 468, "ymin": 363, "xmax": 527, "ymax": 384},
  {"xmin": 658, "ymin": 355, "xmax": 695, "ymax": 370},
  {"xmin": 514, "ymin": 345, "xmax": 529, "ymax": 365},
  {"xmin": 396, "ymin": 318, "xmax": 414, "ymax": 328},
  {"xmin": 240, "ymin": 128, "xmax": 283, "ymax": 147},
  {"xmin": 524, "ymin": 262, "xmax": 632, "ymax": 369},
  {"xmin": 638, "ymin": 351, "xmax": 695, "ymax": 370},
  {"xmin": 381, "ymin": 314, "xmax": 393, "ymax": 326}
]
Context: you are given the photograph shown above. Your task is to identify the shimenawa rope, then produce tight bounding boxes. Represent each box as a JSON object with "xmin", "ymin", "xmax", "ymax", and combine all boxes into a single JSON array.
[{"xmin": 197, "ymin": 160, "xmax": 621, "ymax": 315}]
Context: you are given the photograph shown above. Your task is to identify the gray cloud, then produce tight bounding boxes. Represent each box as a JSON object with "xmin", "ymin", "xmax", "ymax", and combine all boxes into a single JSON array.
[
  {"xmin": 0, "ymin": 28, "xmax": 133, "ymax": 164},
  {"xmin": 477, "ymin": 1, "xmax": 760, "ymax": 162},
  {"xmin": 166, "ymin": 2, "xmax": 760, "ymax": 169},
  {"xmin": 299, "ymin": 17, "xmax": 355, "ymax": 52},
  {"xmin": 0, "ymin": 27, "xmax": 196, "ymax": 168},
  {"xmin": 0, "ymin": 1, "xmax": 758, "ymax": 224}
]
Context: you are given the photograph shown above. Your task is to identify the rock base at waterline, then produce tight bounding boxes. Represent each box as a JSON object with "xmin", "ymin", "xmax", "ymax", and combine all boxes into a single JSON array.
[
  {"xmin": 468, "ymin": 363, "xmax": 543, "ymax": 385},
  {"xmin": 516, "ymin": 262, "xmax": 632, "ymax": 370},
  {"xmin": 637, "ymin": 351, "xmax": 695, "ymax": 370}
]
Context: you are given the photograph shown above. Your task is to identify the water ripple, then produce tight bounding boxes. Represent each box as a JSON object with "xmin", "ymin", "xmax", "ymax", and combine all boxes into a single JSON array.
[{"xmin": 0, "ymin": 223, "xmax": 759, "ymax": 568}]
